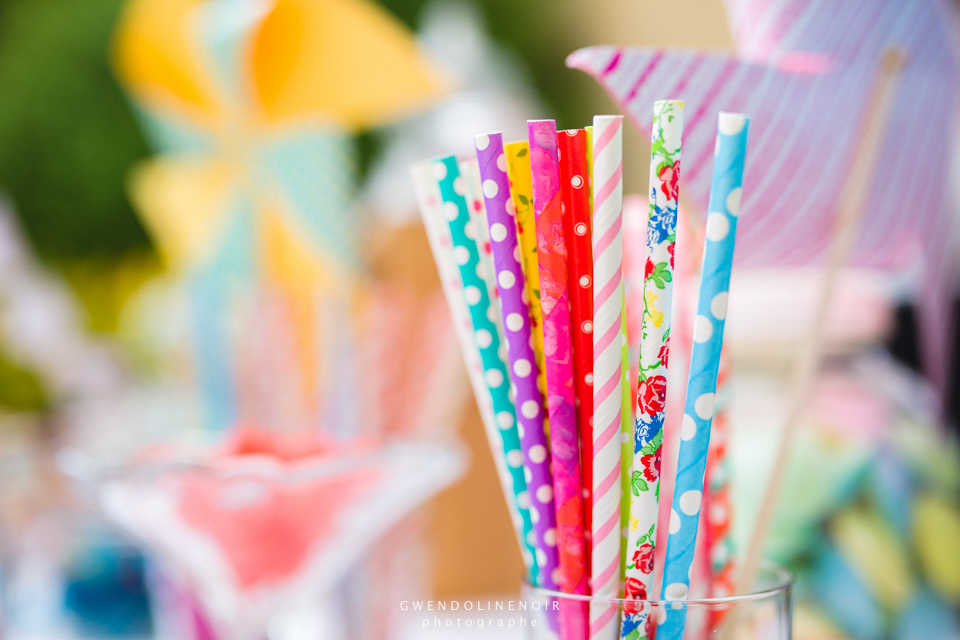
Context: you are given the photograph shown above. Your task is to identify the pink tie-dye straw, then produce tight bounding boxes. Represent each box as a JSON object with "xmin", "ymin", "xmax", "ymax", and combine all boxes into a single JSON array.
[{"xmin": 529, "ymin": 119, "xmax": 588, "ymax": 640}]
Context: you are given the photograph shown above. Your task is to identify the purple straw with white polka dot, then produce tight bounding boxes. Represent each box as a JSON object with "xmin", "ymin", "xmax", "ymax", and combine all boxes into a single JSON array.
[{"xmin": 475, "ymin": 132, "xmax": 560, "ymax": 591}]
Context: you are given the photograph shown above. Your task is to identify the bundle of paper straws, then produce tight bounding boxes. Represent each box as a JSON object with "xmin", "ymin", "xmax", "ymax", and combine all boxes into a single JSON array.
[{"xmin": 412, "ymin": 103, "xmax": 751, "ymax": 640}]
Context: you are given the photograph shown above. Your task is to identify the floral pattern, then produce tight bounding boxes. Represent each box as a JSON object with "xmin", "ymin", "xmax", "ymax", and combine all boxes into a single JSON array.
[
  {"xmin": 623, "ymin": 100, "xmax": 683, "ymax": 640},
  {"xmin": 658, "ymin": 339, "xmax": 670, "ymax": 367},
  {"xmin": 635, "ymin": 543, "xmax": 656, "ymax": 574},
  {"xmin": 623, "ymin": 576, "xmax": 648, "ymax": 615},
  {"xmin": 640, "ymin": 448, "xmax": 661, "ymax": 483},
  {"xmin": 637, "ymin": 374, "xmax": 667, "ymax": 416}
]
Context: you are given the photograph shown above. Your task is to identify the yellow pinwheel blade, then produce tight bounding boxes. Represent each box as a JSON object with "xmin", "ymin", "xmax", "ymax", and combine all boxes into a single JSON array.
[
  {"xmin": 128, "ymin": 158, "xmax": 239, "ymax": 270},
  {"xmin": 112, "ymin": 0, "xmax": 225, "ymax": 124},
  {"xmin": 251, "ymin": 0, "xmax": 444, "ymax": 129},
  {"xmin": 113, "ymin": 0, "xmax": 444, "ymax": 131}
]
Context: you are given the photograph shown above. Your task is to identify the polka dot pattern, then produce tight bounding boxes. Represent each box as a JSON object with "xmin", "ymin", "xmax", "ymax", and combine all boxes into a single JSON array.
[
  {"xmin": 528, "ymin": 444, "xmax": 546, "ymax": 463},
  {"xmin": 693, "ymin": 315, "xmax": 713, "ymax": 343},
  {"xmin": 679, "ymin": 490, "xmax": 702, "ymax": 516},
  {"xmin": 536, "ymin": 485, "xmax": 553, "ymax": 503},
  {"xmin": 472, "ymin": 134, "xmax": 559, "ymax": 590},
  {"xmin": 432, "ymin": 153, "xmax": 540, "ymax": 585},
  {"xmin": 475, "ymin": 329, "xmax": 492, "ymax": 349},
  {"xmin": 659, "ymin": 115, "xmax": 749, "ymax": 637},
  {"xmin": 726, "ymin": 187, "xmax": 742, "ymax": 217},
  {"xmin": 694, "ymin": 393, "xmax": 715, "ymax": 420},
  {"xmin": 705, "ymin": 212, "xmax": 730, "ymax": 241},
  {"xmin": 555, "ymin": 128, "xmax": 594, "ymax": 574},
  {"xmin": 514, "ymin": 359, "xmax": 532, "ymax": 377},
  {"xmin": 710, "ymin": 292, "xmax": 729, "ymax": 320}
]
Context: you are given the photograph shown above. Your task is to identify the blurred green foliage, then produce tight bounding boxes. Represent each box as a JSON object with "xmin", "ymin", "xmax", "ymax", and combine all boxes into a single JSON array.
[
  {"xmin": 0, "ymin": 0, "xmax": 151, "ymax": 263},
  {"xmin": 0, "ymin": 0, "xmax": 588, "ymax": 265},
  {"xmin": 0, "ymin": 0, "xmax": 590, "ymax": 409}
]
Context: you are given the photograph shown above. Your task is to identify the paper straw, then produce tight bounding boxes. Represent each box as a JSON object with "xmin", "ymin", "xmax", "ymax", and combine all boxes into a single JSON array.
[
  {"xmin": 706, "ymin": 350, "xmax": 735, "ymax": 600},
  {"xmin": 459, "ymin": 157, "xmax": 505, "ymax": 337},
  {"xmin": 558, "ymin": 128, "xmax": 595, "ymax": 560},
  {"xmin": 590, "ymin": 128, "xmax": 632, "ymax": 583},
  {"xmin": 529, "ymin": 119, "xmax": 589, "ymax": 639},
  {"xmin": 657, "ymin": 113, "xmax": 750, "ymax": 640},
  {"xmin": 425, "ymin": 156, "xmax": 540, "ymax": 579},
  {"xmin": 410, "ymin": 163, "xmax": 490, "ymax": 426},
  {"xmin": 588, "ymin": 128, "xmax": 632, "ymax": 586},
  {"xmin": 621, "ymin": 101, "xmax": 683, "ymax": 639},
  {"xmin": 619, "ymin": 292, "xmax": 632, "ymax": 581},
  {"xmin": 505, "ymin": 141, "xmax": 549, "ymax": 410},
  {"xmin": 412, "ymin": 164, "xmax": 515, "ymax": 446},
  {"xmin": 588, "ymin": 115, "xmax": 624, "ymax": 640},
  {"xmin": 475, "ymin": 132, "xmax": 562, "ymax": 591}
]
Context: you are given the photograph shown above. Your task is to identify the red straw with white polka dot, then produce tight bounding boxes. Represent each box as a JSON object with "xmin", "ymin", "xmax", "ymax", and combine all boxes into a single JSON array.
[
  {"xmin": 558, "ymin": 128, "xmax": 596, "ymax": 575},
  {"xmin": 590, "ymin": 115, "xmax": 625, "ymax": 639}
]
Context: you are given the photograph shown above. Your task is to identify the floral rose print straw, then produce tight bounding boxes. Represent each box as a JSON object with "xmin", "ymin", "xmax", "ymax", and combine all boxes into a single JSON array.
[{"xmin": 621, "ymin": 100, "xmax": 683, "ymax": 640}]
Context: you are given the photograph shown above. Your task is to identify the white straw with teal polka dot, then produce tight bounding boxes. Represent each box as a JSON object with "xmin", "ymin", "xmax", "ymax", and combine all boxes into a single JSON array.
[
  {"xmin": 459, "ymin": 156, "xmax": 507, "ymax": 345},
  {"xmin": 430, "ymin": 155, "xmax": 540, "ymax": 581},
  {"xmin": 411, "ymin": 161, "xmax": 534, "ymax": 578},
  {"xmin": 657, "ymin": 113, "xmax": 750, "ymax": 640}
]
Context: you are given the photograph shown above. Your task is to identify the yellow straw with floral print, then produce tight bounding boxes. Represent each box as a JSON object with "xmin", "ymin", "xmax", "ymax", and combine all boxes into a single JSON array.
[{"xmin": 505, "ymin": 141, "xmax": 548, "ymax": 413}]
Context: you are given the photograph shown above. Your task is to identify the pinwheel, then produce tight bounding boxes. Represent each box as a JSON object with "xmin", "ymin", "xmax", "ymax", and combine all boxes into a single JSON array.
[
  {"xmin": 568, "ymin": 0, "xmax": 958, "ymax": 388},
  {"xmin": 112, "ymin": 0, "xmax": 444, "ymax": 431}
]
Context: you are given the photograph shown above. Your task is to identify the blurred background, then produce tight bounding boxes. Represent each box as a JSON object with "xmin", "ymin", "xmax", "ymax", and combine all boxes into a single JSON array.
[{"xmin": 0, "ymin": 0, "xmax": 955, "ymax": 639}]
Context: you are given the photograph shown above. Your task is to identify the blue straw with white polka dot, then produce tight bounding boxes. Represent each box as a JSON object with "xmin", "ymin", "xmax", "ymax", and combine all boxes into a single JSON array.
[
  {"xmin": 431, "ymin": 154, "xmax": 539, "ymax": 582},
  {"xmin": 657, "ymin": 113, "xmax": 750, "ymax": 640}
]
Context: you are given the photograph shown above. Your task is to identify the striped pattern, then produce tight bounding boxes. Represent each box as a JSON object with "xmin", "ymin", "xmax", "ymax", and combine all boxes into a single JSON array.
[
  {"xmin": 658, "ymin": 114, "xmax": 750, "ymax": 640},
  {"xmin": 590, "ymin": 116, "xmax": 625, "ymax": 640},
  {"xmin": 566, "ymin": 0, "xmax": 960, "ymax": 390},
  {"xmin": 475, "ymin": 132, "xmax": 562, "ymax": 592}
]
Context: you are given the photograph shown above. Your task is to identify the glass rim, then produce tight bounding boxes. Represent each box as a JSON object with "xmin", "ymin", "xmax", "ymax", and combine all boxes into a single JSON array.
[{"xmin": 522, "ymin": 561, "xmax": 792, "ymax": 607}]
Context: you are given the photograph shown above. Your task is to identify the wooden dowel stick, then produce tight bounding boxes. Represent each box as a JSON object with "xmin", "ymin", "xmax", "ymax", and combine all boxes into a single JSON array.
[{"xmin": 735, "ymin": 46, "xmax": 907, "ymax": 596}]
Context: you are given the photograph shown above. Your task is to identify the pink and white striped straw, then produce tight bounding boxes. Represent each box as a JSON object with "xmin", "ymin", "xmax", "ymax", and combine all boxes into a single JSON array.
[{"xmin": 590, "ymin": 115, "xmax": 625, "ymax": 640}]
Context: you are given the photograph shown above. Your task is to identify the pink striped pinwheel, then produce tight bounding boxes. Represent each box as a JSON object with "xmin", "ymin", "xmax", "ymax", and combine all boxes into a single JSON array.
[{"xmin": 567, "ymin": 0, "xmax": 959, "ymax": 389}]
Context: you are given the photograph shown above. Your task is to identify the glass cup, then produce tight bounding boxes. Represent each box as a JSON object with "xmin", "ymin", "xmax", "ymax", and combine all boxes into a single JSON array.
[{"xmin": 521, "ymin": 563, "xmax": 792, "ymax": 639}]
